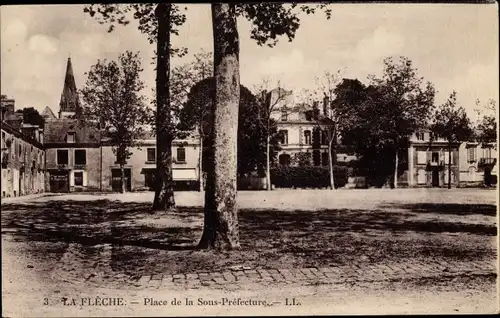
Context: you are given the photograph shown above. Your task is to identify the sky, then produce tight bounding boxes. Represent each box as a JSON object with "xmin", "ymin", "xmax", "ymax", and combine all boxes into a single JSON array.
[{"xmin": 1, "ymin": 4, "xmax": 498, "ymax": 119}]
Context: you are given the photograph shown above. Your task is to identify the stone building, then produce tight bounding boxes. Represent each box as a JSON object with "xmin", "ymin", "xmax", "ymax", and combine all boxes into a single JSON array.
[
  {"xmin": 1, "ymin": 97, "xmax": 46, "ymax": 198},
  {"xmin": 44, "ymin": 118, "xmax": 101, "ymax": 192},
  {"xmin": 266, "ymin": 87, "xmax": 356, "ymax": 167},
  {"xmin": 100, "ymin": 130, "xmax": 201, "ymax": 192},
  {"xmin": 406, "ymin": 130, "xmax": 460, "ymax": 187},
  {"xmin": 42, "ymin": 56, "xmax": 201, "ymax": 193},
  {"xmin": 458, "ymin": 140, "xmax": 497, "ymax": 186}
]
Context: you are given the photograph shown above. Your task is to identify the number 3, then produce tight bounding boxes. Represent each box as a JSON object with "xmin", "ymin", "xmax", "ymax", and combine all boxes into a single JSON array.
[{"xmin": 44, "ymin": 298, "xmax": 49, "ymax": 305}]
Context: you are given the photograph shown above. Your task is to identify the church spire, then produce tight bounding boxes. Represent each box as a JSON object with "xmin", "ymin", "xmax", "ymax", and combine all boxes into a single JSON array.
[{"xmin": 58, "ymin": 56, "xmax": 81, "ymax": 119}]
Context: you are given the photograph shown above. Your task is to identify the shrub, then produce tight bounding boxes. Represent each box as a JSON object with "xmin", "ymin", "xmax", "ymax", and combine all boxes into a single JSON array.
[{"xmin": 271, "ymin": 166, "xmax": 349, "ymax": 189}]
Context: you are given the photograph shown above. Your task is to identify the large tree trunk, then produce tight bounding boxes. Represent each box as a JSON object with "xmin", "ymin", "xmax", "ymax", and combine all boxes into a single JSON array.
[
  {"xmin": 393, "ymin": 148, "xmax": 399, "ymax": 189},
  {"xmin": 198, "ymin": 3, "xmax": 240, "ymax": 250},
  {"xmin": 120, "ymin": 163, "xmax": 126, "ymax": 193},
  {"xmin": 328, "ymin": 138, "xmax": 335, "ymax": 190},
  {"xmin": 152, "ymin": 3, "xmax": 176, "ymax": 211},
  {"xmin": 448, "ymin": 143, "xmax": 452, "ymax": 189},
  {"xmin": 266, "ymin": 130, "xmax": 271, "ymax": 190}
]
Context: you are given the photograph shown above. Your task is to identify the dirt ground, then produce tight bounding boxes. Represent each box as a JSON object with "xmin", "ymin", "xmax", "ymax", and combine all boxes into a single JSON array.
[{"xmin": 1, "ymin": 188, "xmax": 498, "ymax": 316}]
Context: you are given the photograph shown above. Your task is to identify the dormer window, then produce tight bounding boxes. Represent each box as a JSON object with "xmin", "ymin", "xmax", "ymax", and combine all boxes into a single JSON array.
[
  {"xmin": 416, "ymin": 132, "xmax": 425, "ymax": 141},
  {"xmin": 67, "ymin": 132, "xmax": 76, "ymax": 143},
  {"xmin": 281, "ymin": 109, "xmax": 288, "ymax": 121}
]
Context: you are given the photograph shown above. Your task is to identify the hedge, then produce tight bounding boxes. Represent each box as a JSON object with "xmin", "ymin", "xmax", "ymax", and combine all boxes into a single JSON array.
[{"xmin": 270, "ymin": 166, "xmax": 349, "ymax": 189}]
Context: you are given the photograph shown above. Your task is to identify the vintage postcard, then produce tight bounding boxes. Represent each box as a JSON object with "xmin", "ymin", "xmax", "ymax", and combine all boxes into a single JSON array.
[{"xmin": 1, "ymin": 2, "xmax": 498, "ymax": 317}]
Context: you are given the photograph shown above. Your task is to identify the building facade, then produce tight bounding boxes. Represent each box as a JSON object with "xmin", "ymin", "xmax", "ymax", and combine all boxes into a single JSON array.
[
  {"xmin": 44, "ymin": 118, "xmax": 102, "ymax": 193},
  {"xmin": 407, "ymin": 130, "xmax": 460, "ymax": 187},
  {"xmin": 266, "ymin": 88, "xmax": 355, "ymax": 167},
  {"xmin": 458, "ymin": 141, "xmax": 497, "ymax": 186},
  {"xmin": 1, "ymin": 98, "xmax": 46, "ymax": 198},
  {"xmin": 42, "ymin": 56, "xmax": 201, "ymax": 193},
  {"xmin": 100, "ymin": 131, "xmax": 201, "ymax": 192}
]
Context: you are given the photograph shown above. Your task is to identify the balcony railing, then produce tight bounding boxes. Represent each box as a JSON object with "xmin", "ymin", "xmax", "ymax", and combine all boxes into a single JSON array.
[
  {"xmin": 479, "ymin": 158, "xmax": 496, "ymax": 166},
  {"xmin": 74, "ymin": 164, "xmax": 87, "ymax": 170},
  {"xmin": 428, "ymin": 160, "xmax": 445, "ymax": 167}
]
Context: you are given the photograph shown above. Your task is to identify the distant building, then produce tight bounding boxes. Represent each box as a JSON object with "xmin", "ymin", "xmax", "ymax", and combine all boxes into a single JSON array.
[
  {"xmin": 406, "ymin": 130, "xmax": 460, "ymax": 187},
  {"xmin": 44, "ymin": 118, "xmax": 101, "ymax": 192},
  {"xmin": 43, "ymin": 57, "xmax": 101, "ymax": 193},
  {"xmin": 1, "ymin": 97, "xmax": 45, "ymax": 198},
  {"xmin": 43, "ymin": 56, "xmax": 201, "ymax": 193},
  {"xmin": 100, "ymin": 130, "xmax": 201, "ymax": 192},
  {"xmin": 266, "ymin": 87, "xmax": 356, "ymax": 167},
  {"xmin": 458, "ymin": 140, "xmax": 497, "ymax": 186}
]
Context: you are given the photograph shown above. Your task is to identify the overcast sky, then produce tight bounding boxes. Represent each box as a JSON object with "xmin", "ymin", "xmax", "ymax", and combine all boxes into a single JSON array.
[{"xmin": 1, "ymin": 4, "xmax": 498, "ymax": 118}]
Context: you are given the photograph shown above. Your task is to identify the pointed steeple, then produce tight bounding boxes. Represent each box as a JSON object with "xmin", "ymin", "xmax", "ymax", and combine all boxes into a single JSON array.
[{"xmin": 58, "ymin": 57, "xmax": 81, "ymax": 119}]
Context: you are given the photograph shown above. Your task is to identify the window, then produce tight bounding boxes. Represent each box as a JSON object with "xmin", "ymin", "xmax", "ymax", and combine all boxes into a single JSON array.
[
  {"xmin": 304, "ymin": 130, "xmax": 311, "ymax": 145},
  {"xmin": 18, "ymin": 143, "xmax": 22, "ymax": 157},
  {"xmin": 177, "ymin": 146, "xmax": 186, "ymax": 163},
  {"xmin": 57, "ymin": 150, "xmax": 69, "ymax": 165},
  {"xmin": 444, "ymin": 151, "xmax": 452, "ymax": 164},
  {"xmin": 278, "ymin": 130, "xmax": 288, "ymax": 145},
  {"xmin": 444, "ymin": 170, "xmax": 454, "ymax": 184},
  {"xmin": 416, "ymin": 132, "xmax": 425, "ymax": 141},
  {"xmin": 431, "ymin": 152, "xmax": 439, "ymax": 163},
  {"xmin": 67, "ymin": 132, "xmax": 76, "ymax": 143},
  {"xmin": 144, "ymin": 170, "xmax": 156, "ymax": 189},
  {"xmin": 1, "ymin": 132, "xmax": 5, "ymax": 149},
  {"xmin": 279, "ymin": 154, "xmax": 291, "ymax": 166},
  {"xmin": 417, "ymin": 169, "xmax": 426, "ymax": 184},
  {"xmin": 115, "ymin": 149, "xmax": 127, "ymax": 165},
  {"xmin": 147, "ymin": 148, "xmax": 156, "ymax": 163},
  {"xmin": 467, "ymin": 147, "xmax": 476, "ymax": 163},
  {"xmin": 483, "ymin": 147, "xmax": 492, "ymax": 159},
  {"xmin": 281, "ymin": 109, "xmax": 288, "ymax": 121},
  {"xmin": 74, "ymin": 171, "xmax": 83, "ymax": 186},
  {"xmin": 321, "ymin": 152, "xmax": 329, "ymax": 166},
  {"xmin": 321, "ymin": 131, "xmax": 328, "ymax": 145},
  {"xmin": 417, "ymin": 151, "xmax": 427, "ymax": 164},
  {"xmin": 74, "ymin": 149, "xmax": 86, "ymax": 165}
]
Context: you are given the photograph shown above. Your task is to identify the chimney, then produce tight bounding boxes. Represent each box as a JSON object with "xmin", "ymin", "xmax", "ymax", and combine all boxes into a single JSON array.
[
  {"xmin": 261, "ymin": 89, "xmax": 268, "ymax": 106},
  {"xmin": 313, "ymin": 101, "xmax": 320, "ymax": 120},
  {"xmin": 323, "ymin": 96, "xmax": 330, "ymax": 118}
]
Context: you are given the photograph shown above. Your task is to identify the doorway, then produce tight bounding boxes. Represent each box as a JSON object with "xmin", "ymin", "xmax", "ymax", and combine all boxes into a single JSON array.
[
  {"xmin": 49, "ymin": 170, "xmax": 70, "ymax": 193},
  {"xmin": 111, "ymin": 168, "xmax": 132, "ymax": 192},
  {"xmin": 431, "ymin": 169, "xmax": 440, "ymax": 187},
  {"xmin": 484, "ymin": 167, "xmax": 492, "ymax": 187}
]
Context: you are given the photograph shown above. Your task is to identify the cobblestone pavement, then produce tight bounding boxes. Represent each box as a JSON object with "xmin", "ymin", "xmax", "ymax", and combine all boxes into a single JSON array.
[{"xmin": 82, "ymin": 257, "xmax": 497, "ymax": 291}]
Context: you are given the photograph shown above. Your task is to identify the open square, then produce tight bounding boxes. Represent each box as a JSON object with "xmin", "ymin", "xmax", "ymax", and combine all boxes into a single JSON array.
[{"xmin": 1, "ymin": 188, "xmax": 497, "ymax": 315}]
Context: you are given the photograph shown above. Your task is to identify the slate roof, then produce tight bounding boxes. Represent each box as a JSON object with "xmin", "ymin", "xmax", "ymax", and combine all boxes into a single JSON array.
[{"xmin": 44, "ymin": 118, "xmax": 100, "ymax": 145}]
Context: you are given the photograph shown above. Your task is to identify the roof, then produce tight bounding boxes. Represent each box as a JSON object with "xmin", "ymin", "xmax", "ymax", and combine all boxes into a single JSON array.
[
  {"xmin": 3, "ymin": 113, "xmax": 23, "ymax": 130},
  {"xmin": 41, "ymin": 106, "xmax": 57, "ymax": 119},
  {"xmin": 44, "ymin": 118, "xmax": 100, "ymax": 145},
  {"xmin": 59, "ymin": 57, "xmax": 81, "ymax": 116},
  {"xmin": 1, "ymin": 121, "xmax": 44, "ymax": 149}
]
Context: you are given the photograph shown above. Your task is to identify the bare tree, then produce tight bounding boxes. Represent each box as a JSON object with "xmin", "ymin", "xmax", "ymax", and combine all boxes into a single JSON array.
[
  {"xmin": 254, "ymin": 79, "xmax": 290, "ymax": 190},
  {"xmin": 313, "ymin": 70, "xmax": 344, "ymax": 190}
]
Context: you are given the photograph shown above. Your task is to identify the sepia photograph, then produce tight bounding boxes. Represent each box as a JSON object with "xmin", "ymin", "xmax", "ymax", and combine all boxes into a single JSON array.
[{"xmin": 1, "ymin": 2, "xmax": 498, "ymax": 316}]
